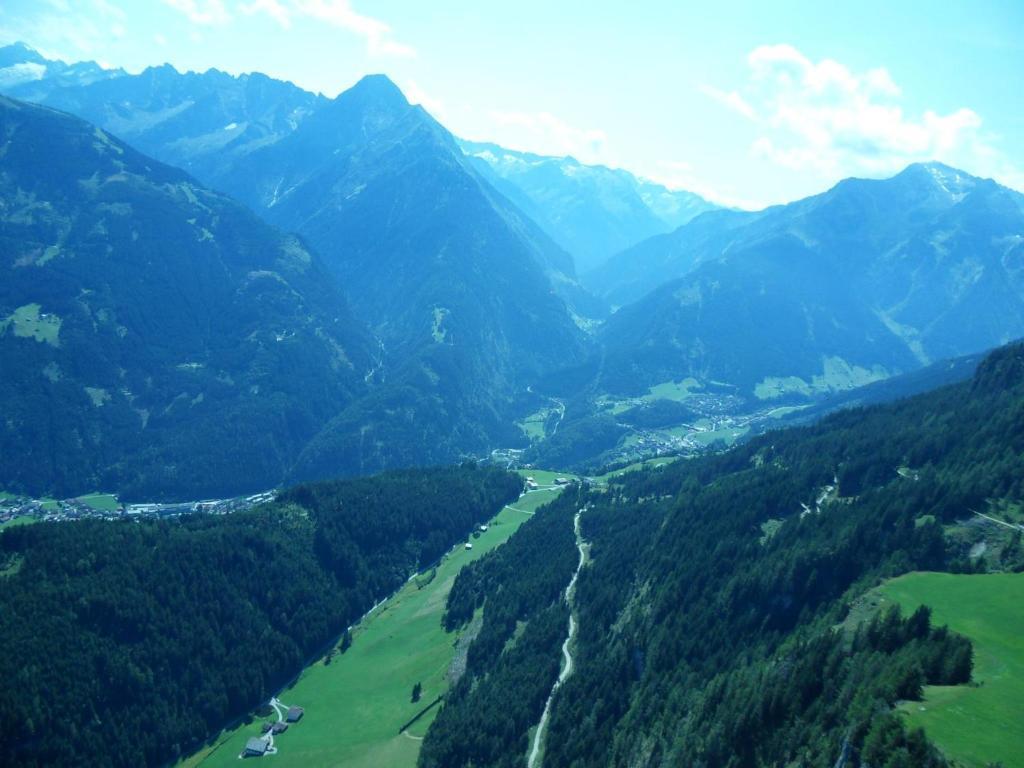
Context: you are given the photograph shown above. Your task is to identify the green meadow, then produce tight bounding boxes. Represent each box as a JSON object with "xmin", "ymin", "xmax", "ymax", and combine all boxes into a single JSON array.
[
  {"xmin": 185, "ymin": 487, "xmax": 563, "ymax": 768},
  {"xmin": 516, "ymin": 468, "xmax": 576, "ymax": 486},
  {"xmin": 517, "ymin": 408, "xmax": 554, "ymax": 441},
  {"xmin": 878, "ymin": 571, "xmax": 1024, "ymax": 768},
  {"xmin": 688, "ymin": 424, "xmax": 749, "ymax": 447},
  {"xmin": 597, "ymin": 377, "xmax": 703, "ymax": 415},
  {"xmin": 646, "ymin": 377, "xmax": 701, "ymax": 402},
  {"xmin": 593, "ymin": 456, "xmax": 680, "ymax": 483},
  {"xmin": 0, "ymin": 303, "xmax": 61, "ymax": 346},
  {"xmin": 75, "ymin": 493, "xmax": 120, "ymax": 511}
]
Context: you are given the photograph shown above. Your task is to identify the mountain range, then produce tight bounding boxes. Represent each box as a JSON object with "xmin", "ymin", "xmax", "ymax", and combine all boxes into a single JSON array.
[
  {"xmin": 2, "ymin": 41, "xmax": 1024, "ymax": 495},
  {"xmin": 589, "ymin": 162, "xmax": 1024, "ymax": 398},
  {"xmin": 1, "ymin": 43, "xmax": 324, "ymax": 186},
  {"xmin": 217, "ymin": 74, "xmax": 593, "ymax": 480},
  {"xmin": 0, "ymin": 41, "xmax": 123, "ymax": 96},
  {"xmin": 461, "ymin": 140, "xmax": 717, "ymax": 272},
  {"xmin": 0, "ymin": 44, "xmax": 596, "ymax": 495}
]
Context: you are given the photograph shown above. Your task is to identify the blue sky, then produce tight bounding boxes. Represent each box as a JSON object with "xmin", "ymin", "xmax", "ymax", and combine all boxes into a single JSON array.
[{"xmin": 2, "ymin": 0, "xmax": 1021, "ymax": 207}]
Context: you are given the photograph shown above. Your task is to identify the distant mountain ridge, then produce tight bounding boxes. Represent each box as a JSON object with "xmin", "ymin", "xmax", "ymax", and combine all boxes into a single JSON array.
[
  {"xmin": 0, "ymin": 42, "xmax": 124, "ymax": 95},
  {"xmin": 7, "ymin": 42, "xmax": 1024, "ymax": 483},
  {"xmin": 0, "ymin": 43, "xmax": 597, "ymax": 483},
  {"xmin": 461, "ymin": 139, "xmax": 717, "ymax": 272},
  {"xmin": 589, "ymin": 162, "xmax": 1024, "ymax": 398},
  {"xmin": 2, "ymin": 47, "xmax": 325, "ymax": 186},
  {"xmin": 212, "ymin": 74, "xmax": 593, "ymax": 480}
]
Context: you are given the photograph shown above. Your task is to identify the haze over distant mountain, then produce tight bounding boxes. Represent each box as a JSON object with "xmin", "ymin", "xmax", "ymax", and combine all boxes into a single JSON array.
[
  {"xmin": 461, "ymin": 139, "xmax": 717, "ymax": 272},
  {"xmin": 213, "ymin": 75, "xmax": 592, "ymax": 479},
  {"xmin": 8, "ymin": 41, "xmax": 1022, "ymax": 484},
  {"xmin": 0, "ymin": 96, "xmax": 373, "ymax": 500},
  {"xmin": 0, "ymin": 42, "xmax": 123, "ymax": 95},
  {"xmin": 0, "ymin": 43, "xmax": 324, "ymax": 185},
  {"xmin": 592, "ymin": 163, "xmax": 1024, "ymax": 398},
  {"xmin": 0, "ymin": 43, "xmax": 604, "ymax": 478}
]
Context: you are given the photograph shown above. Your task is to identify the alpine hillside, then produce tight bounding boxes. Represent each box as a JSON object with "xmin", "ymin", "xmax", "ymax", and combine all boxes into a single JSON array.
[
  {"xmin": 0, "ymin": 96, "xmax": 373, "ymax": 500},
  {"xmin": 213, "ymin": 74, "xmax": 593, "ymax": 480},
  {"xmin": 589, "ymin": 163, "xmax": 1024, "ymax": 398},
  {"xmin": 0, "ymin": 44, "xmax": 598, "ymax": 481}
]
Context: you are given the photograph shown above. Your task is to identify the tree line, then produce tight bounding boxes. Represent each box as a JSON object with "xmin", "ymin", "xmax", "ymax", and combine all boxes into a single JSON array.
[{"xmin": 0, "ymin": 464, "xmax": 520, "ymax": 767}]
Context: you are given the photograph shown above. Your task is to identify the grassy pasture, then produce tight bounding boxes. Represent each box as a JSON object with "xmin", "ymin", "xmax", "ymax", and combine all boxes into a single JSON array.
[
  {"xmin": 597, "ymin": 377, "xmax": 702, "ymax": 416},
  {"xmin": 185, "ymin": 487, "xmax": 563, "ymax": 768},
  {"xmin": 593, "ymin": 456, "xmax": 680, "ymax": 483},
  {"xmin": 516, "ymin": 468, "xmax": 576, "ymax": 486},
  {"xmin": 878, "ymin": 572, "xmax": 1024, "ymax": 768},
  {"xmin": 1, "ymin": 303, "xmax": 61, "ymax": 346},
  {"xmin": 75, "ymin": 493, "xmax": 120, "ymax": 511},
  {"xmin": 646, "ymin": 378, "xmax": 701, "ymax": 402},
  {"xmin": 517, "ymin": 408, "xmax": 552, "ymax": 441}
]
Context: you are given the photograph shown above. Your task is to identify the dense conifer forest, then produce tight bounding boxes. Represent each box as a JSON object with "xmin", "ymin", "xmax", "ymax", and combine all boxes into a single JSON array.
[
  {"xmin": 419, "ymin": 489, "xmax": 580, "ymax": 768},
  {"xmin": 0, "ymin": 465, "xmax": 520, "ymax": 767},
  {"xmin": 414, "ymin": 342, "xmax": 1024, "ymax": 767},
  {"xmin": 534, "ymin": 342, "xmax": 1024, "ymax": 767}
]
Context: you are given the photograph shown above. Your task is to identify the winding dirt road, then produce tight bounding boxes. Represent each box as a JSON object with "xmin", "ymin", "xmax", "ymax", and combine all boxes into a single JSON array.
[{"xmin": 528, "ymin": 509, "xmax": 586, "ymax": 768}]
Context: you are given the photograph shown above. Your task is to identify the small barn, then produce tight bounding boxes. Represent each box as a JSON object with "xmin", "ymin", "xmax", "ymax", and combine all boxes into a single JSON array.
[
  {"xmin": 244, "ymin": 737, "xmax": 269, "ymax": 757},
  {"xmin": 286, "ymin": 706, "xmax": 304, "ymax": 723},
  {"xmin": 271, "ymin": 722, "xmax": 289, "ymax": 734},
  {"xmin": 464, "ymin": 542, "xmax": 473, "ymax": 550}
]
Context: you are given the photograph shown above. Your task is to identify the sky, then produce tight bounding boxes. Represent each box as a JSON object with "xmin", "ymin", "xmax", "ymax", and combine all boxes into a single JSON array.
[{"xmin": 1, "ymin": 0, "xmax": 1022, "ymax": 208}]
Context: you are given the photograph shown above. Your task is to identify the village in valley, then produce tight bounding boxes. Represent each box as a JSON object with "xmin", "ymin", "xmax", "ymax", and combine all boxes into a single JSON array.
[{"xmin": 0, "ymin": 489, "xmax": 277, "ymax": 527}]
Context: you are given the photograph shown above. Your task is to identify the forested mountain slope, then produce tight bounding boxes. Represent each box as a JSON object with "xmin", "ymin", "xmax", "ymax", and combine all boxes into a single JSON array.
[
  {"xmin": 219, "ymin": 75, "xmax": 586, "ymax": 360},
  {"xmin": 420, "ymin": 488, "xmax": 581, "ymax": 768},
  {"xmin": 591, "ymin": 164, "xmax": 1024, "ymax": 397},
  {"xmin": 216, "ymin": 75, "xmax": 594, "ymax": 480},
  {"xmin": 0, "ymin": 96, "xmax": 371, "ymax": 500},
  {"xmin": 0, "ymin": 465, "xmax": 521, "ymax": 767},
  {"xmin": 544, "ymin": 341, "xmax": 1024, "ymax": 767},
  {"xmin": 0, "ymin": 45, "xmax": 599, "ymax": 477},
  {"xmin": 421, "ymin": 341, "xmax": 1024, "ymax": 767}
]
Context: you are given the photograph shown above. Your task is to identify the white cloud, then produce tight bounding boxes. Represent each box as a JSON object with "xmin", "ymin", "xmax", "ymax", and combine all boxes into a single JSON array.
[
  {"xmin": 92, "ymin": 0, "xmax": 126, "ymax": 20},
  {"xmin": 235, "ymin": 0, "xmax": 414, "ymax": 57},
  {"xmin": 239, "ymin": 0, "xmax": 291, "ymax": 29},
  {"xmin": 698, "ymin": 85, "xmax": 757, "ymax": 121},
  {"xmin": 703, "ymin": 43, "xmax": 1020, "ymax": 188},
  {"xmin": 486, "ymin": 110, "xmax": 609, "ymax": 164},
  {"xmin": 6, "ymin": 0, "xmax": 129, "ymax": 59},
  {"xmin": 162, "ymin": 0, "xmax": 231, "ymax": 26},
  {"xmin": 286, "ymin": 1, "xmax": 414, "ymax": 57},
  {"xmin": 644, "ymin": 160, "xmax": 767, "ymax": 210}
]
